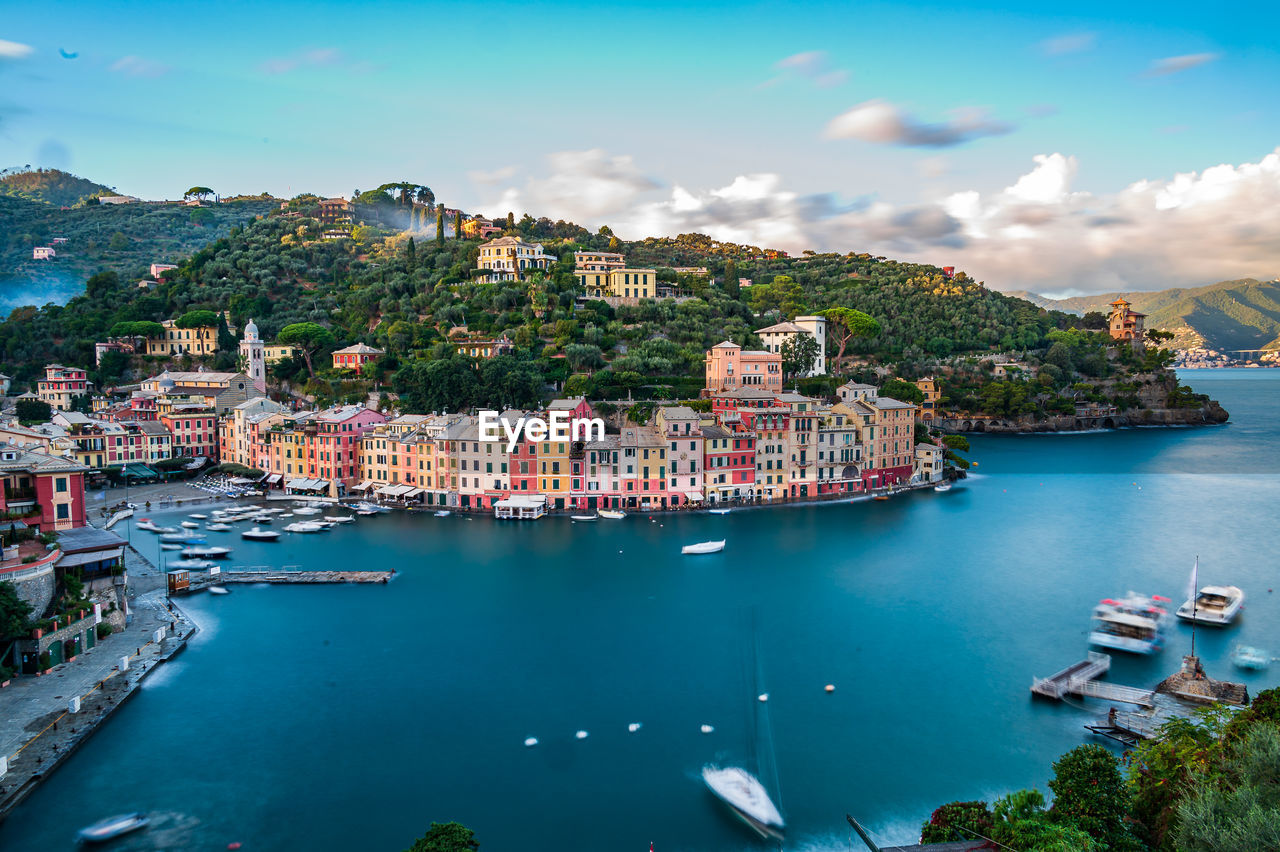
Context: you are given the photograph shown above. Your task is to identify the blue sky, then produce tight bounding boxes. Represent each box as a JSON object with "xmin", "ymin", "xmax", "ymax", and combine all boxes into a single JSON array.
[{"xmin": 3, "ymin": 1, "xmax": 1278, "ymax": 293}]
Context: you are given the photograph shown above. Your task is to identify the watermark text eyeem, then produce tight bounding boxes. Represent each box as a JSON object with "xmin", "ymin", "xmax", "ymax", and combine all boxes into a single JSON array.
[{"xmin": 478, "ymin": 411, "xmax": 606, "ymax": 452}]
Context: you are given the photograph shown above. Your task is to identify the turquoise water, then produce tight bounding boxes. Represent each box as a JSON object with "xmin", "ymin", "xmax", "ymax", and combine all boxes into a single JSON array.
[{"xmin": 2, "ymin": 369, "xmax": 1278, "ymax": 852}]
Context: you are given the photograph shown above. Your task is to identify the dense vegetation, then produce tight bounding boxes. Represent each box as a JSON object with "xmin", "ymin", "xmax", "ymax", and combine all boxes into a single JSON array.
[
  {"xmin": 922, "ymin": 689, "xmax": 1280, "ymax": 851},
  {"xmin": 0, "ymin": 167, "xmax": 112, "ymax": 207},
  {"xmin": 0, "ymin": 186, "xmax": 1213, "ymax": 418}
]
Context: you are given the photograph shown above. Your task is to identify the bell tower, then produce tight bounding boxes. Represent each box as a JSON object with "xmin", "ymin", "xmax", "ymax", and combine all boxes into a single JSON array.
[{"xmin": 240, "ymin": 318, "xmax": 266, "ymax": 393}]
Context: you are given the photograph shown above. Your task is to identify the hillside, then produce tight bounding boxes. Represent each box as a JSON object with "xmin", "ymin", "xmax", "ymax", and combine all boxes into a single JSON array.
[
  {"xmin": 0, "ymin": 167, "xmax": 113, "ymax": 207},
  {"xmin": 0, "ymin": 195, "xmax": 276, "ymax": 315},
  {"xmin": 1012, "ymin": 279, "xmax": 1280, "ymax": 352}
]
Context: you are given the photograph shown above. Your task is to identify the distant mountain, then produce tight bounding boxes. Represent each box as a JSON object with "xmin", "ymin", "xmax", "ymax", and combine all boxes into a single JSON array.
[
  {"xmin": 1010, "ymin": 279, "xmax": 1280, "ymax": 352},
  {"xmin": 0, "ymin": 168, "xmax": 113, "ymax": 207}
]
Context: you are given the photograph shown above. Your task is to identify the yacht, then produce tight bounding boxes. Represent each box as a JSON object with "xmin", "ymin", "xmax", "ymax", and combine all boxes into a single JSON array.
[
  {"xmin": 324, "ymin": 515, "xmax": 355, "ymax": 524},
  {"xmin": 242, "ymin": 526, "xmax": 281, "ymax": 541},
  {"xmin": 293, "ymin": 506, "xmax": 322, "ymax": 516},
  {"xmin": 206, "ymin": 523, "xmax": 232, "ymax": 532},
  {"xmin": 180, "ymin": 521, "xmax": 199, "ymax": 529},
  {"xmin": 1088, "ymin": 593, "xmax": 1168, "ymax": 654},
  {"xmin": 180, "ymin": 546, "xmax": 232, "ymax": 559},
  {"xmin": 701, "ymin": 766, "xmax": 784, "ymax": 840},
  {"xmin": 1177, "ymin": 585, "xmax": 1245, "ymax": 626},
  {"xmin": 682, "ymin": 540, "xmax": 726, "ymax": 555},
  {"xmin": 77, "ymin": 813, "xmax": 149, "ymax": 844}
]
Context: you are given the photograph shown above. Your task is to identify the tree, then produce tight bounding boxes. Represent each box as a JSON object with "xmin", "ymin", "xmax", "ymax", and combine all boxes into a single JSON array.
[
  {"xmin": 781, "ymin": 334, "xmax": 820, "ymax": 379},
  {"xmin": 820, "ymin": 307, "xmax": 881, "ymax": 369},
  {"xmin": 176, "ymin": 310, "xmax": 220, "ymax": 329},
  {"xmin": 406, "ymin": 236, "xmax": 416, "ymax": 271},
  {"xmin": 404, "ymin": 822, "xmax": 478, "ymax": 852},
  {"xmin": 15, "ymin": 399, "xmax": 52, "ymax": 423},
  {"xmin": 109, "ymin": 320, "xmax": 165, "ymax": 338},
  {"xmin": 85, "ymin": 270, "xmax": 119, "ymax": 300},
  {"xmin": 723, "ymin": 258, "xmax": 738, "ymax": 298},
  {"xmin": 749, "ymin": 275, "xmax": 804, "ymax": 317},
  {"xmin": 183, "ymin": 186, "xmax": 215, "ymax": 201},
  {"xmin": 189, "ymin": 207, "xmax": 214, "ymax": 226},
  {"xmin": 278, "ymin": 322, "xmax": 334, "ymax": 377},
  {"xmin": 1175, "ymin": 725, "xmax": 1280, "ymax": 852},
  {"xmin": 1082, "ymin": 311, "xmax": 1109, "ymax": 330},
  {"xmin": 97, "ymin": 349, "xmax": 129, "ymax": 385},
  {"xmin": 880, "ymin": 378, "xmax": 925, "ymax": 405},
  {"xmin": 0, "ymin": 580, "xmax": 33, "ymax": 644},
  {"xmin": 1147, "ymin": 329, "xmax": 1175, "ymax": 344},
  {"xmin": 454, "ymin": 209, "xmax": 462, "ymax": 240},
  {"xmin": 1048, "ymin": 744, "xmax": 1140, "ymax": 851},
  {"xmin": 437, "ymin": 206, "xmax": 445, "ymax": 246},
  {"xmin": 506, "ymin": 212, "xmax": 515, "ymax": 229}
]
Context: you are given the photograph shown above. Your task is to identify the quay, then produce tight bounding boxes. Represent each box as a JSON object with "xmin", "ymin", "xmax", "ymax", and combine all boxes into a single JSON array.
[
  {"xmin": 1031, "ymin": 652, "xmax": 1156, "ymax": 707},
  {"xmin": 171, "ymin": 569, "xmax": 394, "ymax": 593}
]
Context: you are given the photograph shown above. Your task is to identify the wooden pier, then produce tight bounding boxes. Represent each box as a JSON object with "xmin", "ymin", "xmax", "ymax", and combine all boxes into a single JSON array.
[
  {"xmin": 1031, "ymin": 652, "xmax": 1111, "ymax": 699},
  {"xmin": 175, "ymin": 570, "xmax": 393, "ymax": 593}
]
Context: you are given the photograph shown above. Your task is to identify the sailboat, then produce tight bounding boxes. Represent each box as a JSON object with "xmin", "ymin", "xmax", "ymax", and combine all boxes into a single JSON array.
[{"xmin": 702, "ymin": 612, "xmax": 784, "ymax": 840}]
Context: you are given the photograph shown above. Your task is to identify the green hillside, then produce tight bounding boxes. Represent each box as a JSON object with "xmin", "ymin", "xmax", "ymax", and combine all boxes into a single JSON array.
[
  {"xmin": 0, "ymin": 167, "xmax": 113, "ymax": 207},
  {"xmin": 1013, "ymin": 279, "xmax": 1280, "ymax": 352}
]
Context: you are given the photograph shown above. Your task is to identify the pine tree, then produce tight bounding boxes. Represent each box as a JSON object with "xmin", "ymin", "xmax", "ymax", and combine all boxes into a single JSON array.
[
  {"xmin": 436, "ymin": 206, "xmax": 445, "ymax": 246},
  {"xmin": 506, "ymin": 211, "xmax": 515, "ymax": 230},
  {"xmin": 455, "ymin": 210, "xmax": 463, "ymax": 240},
  {"xmin": 406, "ymin": 237, "xmax": 416, "ymax": 271},
  {"xmin": 724, "ymin": 259, "xmax": 739, "ymax": 298}
]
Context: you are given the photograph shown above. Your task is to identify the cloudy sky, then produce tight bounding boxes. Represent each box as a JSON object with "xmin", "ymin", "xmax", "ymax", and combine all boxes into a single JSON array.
[{"xmin": 2, "ymin": 0, "xmax": 1278, "ymax": 296}]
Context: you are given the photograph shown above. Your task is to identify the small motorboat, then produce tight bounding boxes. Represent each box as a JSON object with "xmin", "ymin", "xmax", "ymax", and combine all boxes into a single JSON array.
[
  {"xmin": 135, "ymin": 519, "xmax": 160, "ymax": 532},
  {"xmin": 180, "ymin": 521, "xmax": 199, "ymax": 529},
  {"xmin": 284, "ymin": 521, "xmax": 325, "ymax": 533},
  {"xmin": 181, "ymin": 546, "xmax": 232, "ymax": 559},
  {"xmin": 434, "ymin": 510, "xmax": 451, "ymax": 517},
  {"xmin": 206, "ymin": 523, "xmax": 232, "ymax": 532},
  {"xmin": 324, "ymin": 515, "xmax": 355, "ymax": 523},
  {"xmin": 934, "ymin": 482, "xmax": 952, "ymax": 492},
  {"xmin": 147, "ymin": 525, "xmax": 179, "ymax": 534},
  {"xmin": 702, "ymin": 765, "xmax": 784, "ymax": 840},
  {"xmin": 77, "ymin": 812, "xmax": 149, "ymax": 844},
  {"xmin": 168, "ymin": 558, "xmax": 216, "ymax": 570},
  {"xmin": 159, "ymin": 532, "xmax": 206, "ymax": 544},
  {"xmin": 208, "ymin": 585, "xmax": 230, "ymax": 595},
  {"xmin": 242, "ymin": 527, "xmax": 281, "ymax": 541},
  {"xmin": 872, "ymin": 494, "xmax": 890, "ymax": 502},
  {"xmin": 682, "ymin": 540, "xmax": 726, "ymax": 555},
  {"xmin": 571, "ymin": 514, "xmax": 597, "ymax": 521},
  {"xmin": 1231, "ymin": 644, "xmax": 1271, "ymax": 671},
  {"xmin": 160, "ymin": 543, "xmax": 182, "ymax": 551},
  {"xmin": 598, "ymin": 510, "xmax": 626, "ymax": 520},
  {"xmin": 709, "ymin": 508, "xmax": 731, "ymax": 515},
  {"xmin": 188, "ymin": 513, "xmax": 208, "ymax": 520},
  {"xmin": 1089, "ymin": 592, "xmax": 1169, "ymax": 655},
  {"xmin": 1176, "ymin": 585, "xmax": 1245, "ymax": 626},
  {"xmin": 293, "ymin": 506, "xmax": 322, "ymax": 516}
]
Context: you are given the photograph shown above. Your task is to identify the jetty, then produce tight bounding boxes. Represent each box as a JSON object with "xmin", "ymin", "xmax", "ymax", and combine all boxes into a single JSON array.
[
  {"xmin": 169, "ymin": 569, "xmax": 392, "ymax": 593},
  {"xmin": 1031, "ymin": 651, "xmax": 1111, "ymax": 699}
]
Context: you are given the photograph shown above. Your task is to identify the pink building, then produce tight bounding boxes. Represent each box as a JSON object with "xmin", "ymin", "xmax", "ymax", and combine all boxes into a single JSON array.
[
  {"xmin": 300, "ymin": 405, "xmax": 387, "ymax": 487},
  {"xmin": 703, "ymin": 340, "xmax": 782, "ymax": 395},
  {"xmin": 702, "ymin": 424, "xmax": 755, "ymax": 503},
  {"xmin": 160, "ymin": 407, "xmax": 219, "ymax": 460},
  {"xmin": 332, "ymin": 343, "xmax": 385, "ymax": 375}
]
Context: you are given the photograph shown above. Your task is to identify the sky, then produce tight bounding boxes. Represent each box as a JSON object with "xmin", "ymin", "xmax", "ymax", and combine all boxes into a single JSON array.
[{"xmin": 2, "ymin": 0, "xmax": 1278, "ymax": 296}]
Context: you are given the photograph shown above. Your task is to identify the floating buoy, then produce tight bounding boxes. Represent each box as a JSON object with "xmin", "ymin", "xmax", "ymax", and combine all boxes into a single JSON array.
[
  {"xmin": 628, "ymin": 722, "xmax": 642, "ymax": 733},
  {"xmin": 228, "ymin": 844, "xmax": 242, "ymax": 851},
  {"xmin": 757, "ymin": 693, "xmax": 769, "ymax": 702},
  {"xmin": 700, "ymin": 724, "xmax": 714, "ymax": 734},
  {"xmin": 575, "ymin": 730, "xmax": 589, "ymax": 739},
  {"xmin": 825, "ymin": 684, "xmax": 835, "ymax": 693},
  {"xmin": 524, "ymin": 737, "xmax": 538, "ymax": 747}
]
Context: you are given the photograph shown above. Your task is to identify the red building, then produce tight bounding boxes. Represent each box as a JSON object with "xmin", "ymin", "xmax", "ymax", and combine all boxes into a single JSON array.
[
  {"xmin": 160, "ymin": 407, "xmax": 219, "ymax": 460},
  {"xmin": 508, "ymin": 435, "xmax": 539, "ymax": 494},
  {"xmin": 701, "ymin": 424, "xmax": 755, "ymax": 503},
  {"xmin": 332, "ymin": 343, "xmax": 385, "ymax": 375},
  {"xmin": 0, "ymin": 443, "xmax": 88, "ymax": 531}
]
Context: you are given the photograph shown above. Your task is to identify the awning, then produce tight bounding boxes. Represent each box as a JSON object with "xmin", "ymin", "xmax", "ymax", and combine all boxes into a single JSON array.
[
  {"xmin": 685, "ymin": 491, "xmax": 704, "ymax": 501},
  {"xmin": 0, "ymin": 520, "xmax": 29, "ymax": 531},
  {"xmin": 495, "ymin": 495, "xmax": 546, "ymax": 508},
  {"xmin": 121, "ymin": 463, "xmax": 158, "ymax": 479},
  {"xmin": 351, "ymin": 480, "xmax": 375, "ymax": 492},
  {"xmin": 57, "ymin": 546, "xmax": 124, "ymax": 568},
  {"xmin": 266, "ymin": 473, "xmax": 282, "ymax": 484},
  {"xmin": 285, "ymin": 478, "xmax": 307, "ymax": 489},
  {"xmin": 376, "ymin": 484, "xmax": 413, "ymax": 497},
  {"xmin": 183, "ymin": 456, "xmax": 208, "ymax": 470},
  {"xmin": 228, "ymin": 477, "xmax": 253, "ymax": 485},
  {"xmin": 404, "ymin": 488, "xmax": 425, "ymax": 498}
]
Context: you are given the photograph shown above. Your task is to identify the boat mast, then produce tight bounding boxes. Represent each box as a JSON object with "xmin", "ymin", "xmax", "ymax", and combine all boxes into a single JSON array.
[{"xmin": 1190, "ymin": 555, "xmax": 1199, "ymax": 659}]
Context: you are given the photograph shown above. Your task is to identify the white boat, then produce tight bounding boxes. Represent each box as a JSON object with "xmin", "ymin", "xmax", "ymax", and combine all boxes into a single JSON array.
[
  {"xmin": 206, "ymin": 523, "xmax": 232, "ymax": 532},
  {"xmin": 181, "ymin": 546, "xmax": 232, "ymax": 559},
  {"xmin": 250, "ymin": 516, "xmax": 273, "ymax": 524},
  {"xmin": 1231, "ymin": 644, "xmax": 1271, "ymax": 671},
  {"xmin": 135, "ymin": 519, "xmax": 160, "ymax": 532},
  {"xmin": 1089, "ymin": 592, "xmax": 1169, "ymax": 655},
  {"xmin": 242, "ymin": 526, "xmax": 281, "ymax": 541},
  {"xmin": 709, "ymin": 508, "xmax": 731, "ymax": 515},
  {"xmin": 284, "ymin": 521, "xmax": 325, "ymax": 533},
  {"xmin": 434, "ymin": 510, "xmax": 451, "ymax": 517},
  {"xmin": 160, "ymin": 543, "xmax": 182, "ymax": 551},
  {"xmin": 324, "ymin": 515, "xmax": 355, "ymax": 523},
  {"xmin": 293, "ymin": 506, "xmax": 322, "ymax": 516},
  {"xmin": 571, "ymin": 514, "xmax": 597, "ymax": 521},
  {"xmin": 77, "ymin": 812, "xmax": 149, "ymax": 844},
  {"xmin": 188, "ymin": 513, "xmax": 208, "ymax": 520},
  {"xmin": 702, "ymin": 766, "xmax": 785, "ymax": 839},
  {"xmin": 168, "ymin": 558, "xmax": 216, "ymax": 570},
  {"xmin": 682, "ymin": 540, "xmax": 726, "ymax": 555},
  {"xmin": 208, "ymin": 585, "xmax": 230, "ymax": 595},
  {"xmin": 1177, "ymin": 585, "xmax": 1245, "ymax": 626},
  {"xmin": 180, "ymin": 521, "xmax": 199, "ymax": 529},
  {"xmin": 598, "ymin": 509, "xmax": 626, "ymax": 520},
  {"xmin": 934, "ymin": 482, "xmax": 952, "ymax": 492},
  {"xmin": 159, "ymin": 532, "xmax": 206, "ymax": 543}
]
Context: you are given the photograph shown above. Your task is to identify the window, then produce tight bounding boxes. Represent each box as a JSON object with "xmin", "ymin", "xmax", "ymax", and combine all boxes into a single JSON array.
[{"xmin": 55, "ymin": 477, "xmax": 68, "ymax": 493}]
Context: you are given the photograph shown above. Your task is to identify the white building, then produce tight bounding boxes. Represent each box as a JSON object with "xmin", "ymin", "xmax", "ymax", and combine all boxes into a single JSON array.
[
  {"xmin": 239, "ymin": 318, "xmax": 267, "ymax": 393},
  {"xmin": 755, "ymin": 315, "xmax": 827, "ymax": 376},
  {"xmin": 33, "ymin": 247, "xmax": 56, "ymax": 260}
]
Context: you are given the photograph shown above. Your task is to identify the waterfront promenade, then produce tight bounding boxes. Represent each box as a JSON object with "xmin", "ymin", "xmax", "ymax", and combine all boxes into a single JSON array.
[{"xmin": 0, "ymin": 546, "xmax": 197, "ymax": 821}]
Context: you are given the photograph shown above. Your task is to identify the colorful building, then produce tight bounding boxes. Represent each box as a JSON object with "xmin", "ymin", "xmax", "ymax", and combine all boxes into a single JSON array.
[
  {"xmin": 704, "ymin": 341, "xmax": 783, "ymax": 395},
  {"xmin": 755, "ymin": 315, "xmax": 828, "ymax": 376},
  {"xmin": 0, "ymin": 442, "xmax": 88, "ymax": 531},
  {"xmin": 1108, "ymin": 297, "xmax": 1147, "ymax": 343},
  {"xmin": 37, "ymin": 365, "xmax": 90, "ymax": 411},
  {"xmin": 475, "ymin": 236, "xmax": 555, "ymax": 282},
  {"xmin": 331, "ymin": 343, "xmax": 384, "ymax": 375},
  {"xmin": 656, "ymin": 406, "xmax": 704, "ymax": 506}
]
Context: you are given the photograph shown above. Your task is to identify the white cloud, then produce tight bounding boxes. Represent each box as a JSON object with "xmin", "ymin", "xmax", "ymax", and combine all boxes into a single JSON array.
[
  {"xmin": 479, "ymin": 147, "xmax": 1280, "ymax": 294},
  {"xmin": 467, "ymin": 165, "xmax": 518, "ymax": 185},
  {"xmin": 763, "ymin": 51, "xmax": 849, "ymax": 88},
  {"xmin": 0, "ymin": 39, "xmax": 34, "ymax": 60},
  {"xmin": 109, "ymin": 56, "xmax": 172, "ymax": 78},
  {"xmin": 824, "ymin": 99, "xmax": 1014, "ymax": 148},
  {"xmin": 1144, "ymin": 53, "xmax": 1219, "ymax": 77},
  {"xmin": 1040, "ymin": 32, "xmax": 1096, "ymax": 56},
  {"xmin": 259, "ymin": 47, "xmax": 347, "ymax": 75}
]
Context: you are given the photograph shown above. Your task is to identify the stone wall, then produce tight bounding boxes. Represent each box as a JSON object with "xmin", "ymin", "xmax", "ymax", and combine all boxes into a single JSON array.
[{"xmin": 2, "ymin": 560, "xmax": 56, "ymax": 617}]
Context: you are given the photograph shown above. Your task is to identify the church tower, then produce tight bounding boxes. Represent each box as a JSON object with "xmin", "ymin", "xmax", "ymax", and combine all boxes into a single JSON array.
[{"xmin": 240, "ymin": 318, "xmax": 266, "ymax": 393}]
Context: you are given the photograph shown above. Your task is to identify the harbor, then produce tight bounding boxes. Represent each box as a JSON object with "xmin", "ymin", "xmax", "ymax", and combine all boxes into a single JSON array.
[{"xmin": 1, "ymin": 370, "xmax": 1277, "ymax": 851}]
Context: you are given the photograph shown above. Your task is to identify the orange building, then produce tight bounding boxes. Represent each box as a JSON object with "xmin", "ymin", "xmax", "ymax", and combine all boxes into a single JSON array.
[
  {"xmin": 1108, "ymin": 298, "xmax": 1147, "ymax": 343},
  {"xmin": 703, "ymin": 341, "xmax": 782, "ymax": 395},
  {"xmin": 332, "ymin": 343, "xmax": 384, "ymax": 374}
]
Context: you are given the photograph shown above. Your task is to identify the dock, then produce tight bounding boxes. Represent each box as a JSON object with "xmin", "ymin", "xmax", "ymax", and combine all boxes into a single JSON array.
[
  {"xmin": 1031, "ymin": 651, "xmax": 1111, "ymax": 699},
  {"xmin": 174, "ymin": 570, "xmax": 393, "ymax": 593}
]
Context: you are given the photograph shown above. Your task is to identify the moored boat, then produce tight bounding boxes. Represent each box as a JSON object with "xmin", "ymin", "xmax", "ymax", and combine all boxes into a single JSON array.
[
  {"xmin": 77, "ymin": 812, "xmax": 149, "ymax": 844},
  {"xmin": 709, "ymin": 508, "xmax": 731, "ymax": 515},
  {"xmin": 1177, "ymin": 585, "xmax": 1245, "ymax": 626},
  {"xmin": 205, "ymin": 523, "xmax": 232, "ymax": 532},
  {"xmin": 242, "ymin": 526, "xmax": 281, "ymax": 541},
  {"xmin": 180, "ymin": 546, "xmax": 232, "ymax": 559},
  {"xmin": 188, "ymin": 513, "xmax": 208, "ymax": 520},
  {"xmin": 434, "ymin": 510, "xmax": 451, "ymax": 517},
  {"xmin": 208, "ymin": 585, "xmax": 230, "ymax": 595},
  {"xmin": 293, "ymin": 506, "xmax": 322, "ymax": 516},
  {"xmin": 160, "ymin": 543, "xmax": 182, "ymax": 551},
  {"xmin": 1231, "ymin": 644, "xmax": 1271, "ymax": 671},
  {"xmin": 934, "ymin": 482, "xmax": 952, "ymax": 492},
  {"xmin": 284, "ymin": 521, "xmax": 325, "ymax": 533},
  {"xmin": 180, "ymin": 521, "xmax": 199, "ymax": 529},
  {"xmin": 168, "ymin": 558, "xmax": 216, "ymax": 570},
  {"xmin": 570, "ymin": 514, "xmax": 597, "ymax": 521},
  {"xmin": 598, "ymin": 509, "xmax": 626, "ymax": 520},
  {"xmin": 159, "ymin": 532, "xmax": 206, "ymax": 544},
  {"xmin": 682, "ymin": 540, "xmax": 726, "ymax": 555},
  {"xmin": 324, "ymin": 515, "xmax": 355, "ymax": 523},
  {"xmin": 1089, "ymin": 592, "xmax": 1168, "ymax": 654},
  {"xmin": 701, "ymin": 765, "xmax": 784, "ymax": 840}
]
